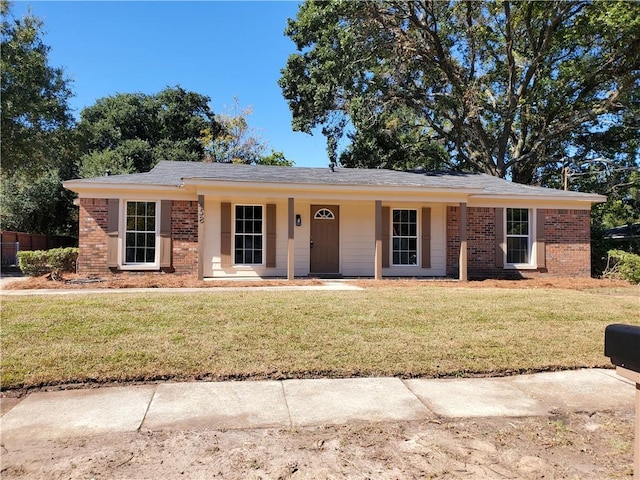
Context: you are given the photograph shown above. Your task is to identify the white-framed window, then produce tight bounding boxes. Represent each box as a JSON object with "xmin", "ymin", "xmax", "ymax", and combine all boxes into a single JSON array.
[
  {"xmin": 124, "ymin": 200, "xmax": 159, "ymax": 266},
  {"xmin": 234, "ymin": 204, "xmax": 263, "ymax": 265},
  {"xmin": 506, "ymin": 208, "xmax": 531, "ymax": 265},
  {"xmin": 392, "ymin": 209, "xmax": 418, "ymax": 266}
]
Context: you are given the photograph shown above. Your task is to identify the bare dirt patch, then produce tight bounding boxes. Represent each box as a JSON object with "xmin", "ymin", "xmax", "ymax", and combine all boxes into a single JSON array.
[{"xmin": 1, "ymin": 410, "xmax": 634, "ymax": 479}]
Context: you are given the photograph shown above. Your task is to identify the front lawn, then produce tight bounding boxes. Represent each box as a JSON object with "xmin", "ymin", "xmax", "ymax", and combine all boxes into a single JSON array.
[{"xmin": 2, "ymin": 284, "xmax": 638, "ymax": 390}]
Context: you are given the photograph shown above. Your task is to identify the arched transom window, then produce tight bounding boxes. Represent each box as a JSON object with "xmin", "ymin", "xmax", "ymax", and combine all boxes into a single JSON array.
[{"xmin": 314, "ymin": 208, "xmax": 335, "ymax": 220}]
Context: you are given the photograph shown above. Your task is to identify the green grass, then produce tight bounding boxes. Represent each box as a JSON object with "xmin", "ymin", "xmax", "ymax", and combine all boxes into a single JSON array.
[{"xmin": 2, "ymin": 285, "xmax": 639, "ymax": 389}]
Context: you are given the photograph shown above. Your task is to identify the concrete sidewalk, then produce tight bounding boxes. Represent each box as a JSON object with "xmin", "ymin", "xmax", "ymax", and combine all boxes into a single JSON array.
[{"xmin": 1, "ymin": 369, "xmax": 635, "ymax": 448}]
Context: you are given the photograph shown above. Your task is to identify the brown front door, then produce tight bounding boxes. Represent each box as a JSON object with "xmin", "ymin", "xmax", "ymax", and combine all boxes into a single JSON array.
[{"xmin": 310, "ymin": 205, "xmax": 340, "ymax": 274}]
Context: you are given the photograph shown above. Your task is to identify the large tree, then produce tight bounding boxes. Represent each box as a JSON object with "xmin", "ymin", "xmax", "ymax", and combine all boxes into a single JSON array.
[
  {"xmin": 1, "ymin": 0, "xmax": 74, "ymax": 176},
  {"xmin": 1, "ymin": 165, "xmax": 78, "ymax": 236},
  {"xmin": 279, "ymin": 1, "xmax": 640, "ymax": 184},
  {"xmin": 78, "ymin": 86, "xmax": 223, "ymax": 177},
  {"xmin": 202, "ymin": 98, "xmax": 294, "ymax": 166},
  {"xmin": 0, "ymin": 1, "xmax": 78, "ymax": 236}
]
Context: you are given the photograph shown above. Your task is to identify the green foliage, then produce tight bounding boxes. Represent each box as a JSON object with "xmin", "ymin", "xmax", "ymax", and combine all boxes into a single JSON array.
[
  {"xmin": 1, "ymin": 1, "xmax": 74, "ymax": 177},
  {"xmin": 590, "ymin": 170, "xmax": 639, "ymax": 275},
  {"xmin": 0, "ymin": 2, "xmax": 79, "ymax": 239},
  {"xmin": 339, "ymin": 109, "xmax": 449, "ymax": 170},
  {"xmin": 17, "ymin": 247, "xmax": 78, "ymax": 278},
  {"xmin": 78, "ymin": 86, "xmax": 222, "ymax": 176},
  {"xmin": 17, "ymin": 250, "xmax": 49, "ymax": 276},
  {"xmin": 47, "ymin": 247, "xmax": 79, "ymax": 279},
  {"xmin": 604, "ymin": 250, "xmax": 640, "ymax": 284},
  {"xmin": 280, "ymin": 1, "xmax": 640, "ymax": 183},
  {"xmin": 260, "ymin": 150, "xmax": 294, "ymax": 166},
  {"xmin": 77, "ymin": 149, "xmax": 135, "ymax": 179},
  {"xmin": 1, "ymin": 168, "xmax": 78, "ymax": 236}
]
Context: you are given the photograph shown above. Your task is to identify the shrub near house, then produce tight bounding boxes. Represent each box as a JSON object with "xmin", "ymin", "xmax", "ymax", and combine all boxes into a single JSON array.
[{"xmin": 18, "ymin": 247, "xmax": 78, "ymax": 278}]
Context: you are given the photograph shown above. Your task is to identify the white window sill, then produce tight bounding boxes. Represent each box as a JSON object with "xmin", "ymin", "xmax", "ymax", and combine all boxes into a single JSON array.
[
  {"xmin": 119, "ymin": 264, "xmax": 160, "ymax": 271},
  {"xmin": 505, "ymin": 264, "xmax": 537, "ymax": 270}
]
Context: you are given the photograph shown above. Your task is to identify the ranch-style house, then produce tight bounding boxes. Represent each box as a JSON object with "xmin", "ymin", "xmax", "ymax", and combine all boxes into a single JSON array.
[{"xmin": 63, "ymin": 161, "xmax": 605, "ymax": 281}]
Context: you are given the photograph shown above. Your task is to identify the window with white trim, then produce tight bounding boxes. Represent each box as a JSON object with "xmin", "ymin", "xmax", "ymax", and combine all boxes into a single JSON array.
[
  {"xmin": 124, "ymin": 201, "xmax": 158, "ymax": 264},
  {"xmin": 392, "ymin": 209, "xmax": 418, "ymax": 265},
  {"xmin": 506, "ymin": 208, "xmax": 530, "ymax": 264},
  {"xmin": 234, "ymin": 205, "xmax": 263, "ymax": 265}
]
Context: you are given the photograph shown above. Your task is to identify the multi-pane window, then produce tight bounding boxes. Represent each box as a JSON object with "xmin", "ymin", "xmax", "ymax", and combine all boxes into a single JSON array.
[
  {"xmin": 234, "ymin": 205, "xmax": 263, "ymax": 265},
  {"xmin": 506, "ymin": 208, "xmax": 530, "ymax": 264},
  {"xmin": 125, "ymin": 201, "xmax": 157, "ymax": 264},
  {"xmin": 392, "ymin": 209, "xmax": 418, "ymax": 265}
]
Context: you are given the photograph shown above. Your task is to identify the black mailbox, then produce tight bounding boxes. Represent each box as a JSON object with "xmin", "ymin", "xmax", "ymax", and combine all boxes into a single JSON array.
[{"xmin": 605, "ymin": 324, "xmax": 640, "ymax": 374}]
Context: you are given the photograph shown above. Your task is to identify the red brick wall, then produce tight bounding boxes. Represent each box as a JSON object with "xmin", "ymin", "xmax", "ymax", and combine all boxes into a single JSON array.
[
  {"xmin": 171, "ymin": 200, "xmax": 199, "ymax": 274},
  {"xmin": 446, "ymin": 206, "xmax": 461, "ymax": 277},
  {"xmin": 543, "ymin": 209, "xmax": 591, "ymax": 276},
  {"xmin": 447, "ymin": 206, "xmax": 592, "ymax": 278},
  {"xmin": 446, "ymin": 206, "xmax": 502, "ymax": 278},
  {"xmin": 77, "ymin": 199, "xmax": 199, "ymax": 276},
  {"xmin": 78, "ymin": 198, "xmax": 109, "ymax": 275}
]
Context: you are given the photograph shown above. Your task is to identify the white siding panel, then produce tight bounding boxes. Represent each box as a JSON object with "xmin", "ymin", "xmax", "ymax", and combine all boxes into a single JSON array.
[
  {"xmin": 203, "ymin": 199, "xmax": 219, "ymax": 278},
  {"xmin": 205, "ymin": 198, "xmax": 290, "ymax": 278},
  {"xmin": 203, "ymin": 198, "xmax": 447, "ymax": 278},
  {"xmin": 382, "ymin": 203, "xmax": 447, "ymax": 277},
  {"xmin": 293, "ymin": 200, "xmax": 311, "ymax": 277},
  {"xmin": 341, "ymin": 202, "xmax": 375, "ymax": 276}
]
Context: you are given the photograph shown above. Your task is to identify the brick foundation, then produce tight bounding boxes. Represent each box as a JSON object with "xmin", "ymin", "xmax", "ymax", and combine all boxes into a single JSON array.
[
  {"xmin": 77, "ymin": 199, "xmax": 199, "ymax": 276},
  {"xmin": 447, "ymin": 206, "xmax": 591, "ymax": 278}
]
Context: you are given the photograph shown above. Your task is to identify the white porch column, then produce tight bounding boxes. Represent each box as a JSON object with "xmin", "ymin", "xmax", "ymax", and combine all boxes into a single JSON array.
[
  {"xmin": 197, "ymin": 195, "xmax": 205, "ymax": 280},
  {"xmin": 287, "ymin": 197, "xmax": 295, "ymax": 280},
  {"xmin": 459, "ymin": 202, "xmax": 468, "ymax": 282},
  {"xmin": 374, "ymin": 200, "xmax": 383, "ymax": 280}
]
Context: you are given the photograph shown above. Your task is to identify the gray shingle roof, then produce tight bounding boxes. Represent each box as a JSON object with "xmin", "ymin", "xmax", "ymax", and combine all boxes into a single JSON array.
[{"xmin": 65, "ymin": 160, "xmax": 604, "ymax": 200}]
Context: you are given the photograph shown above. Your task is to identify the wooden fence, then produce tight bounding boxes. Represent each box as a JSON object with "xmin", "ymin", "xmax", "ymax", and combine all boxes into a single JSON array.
[{"xmin": 1, "ymin": 231, "xmax": 76, "ymax": 267}]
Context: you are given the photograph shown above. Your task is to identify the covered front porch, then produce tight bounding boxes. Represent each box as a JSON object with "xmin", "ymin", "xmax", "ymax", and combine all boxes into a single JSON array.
[{"xmin": 193, "ymin": 188, "xmax": 471, "ymax": 281}]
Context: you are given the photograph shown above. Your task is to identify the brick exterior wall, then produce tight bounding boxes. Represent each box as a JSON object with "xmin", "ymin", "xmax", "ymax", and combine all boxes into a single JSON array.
[
  {"xmin": 171, "ymin": 200, "xmax": 199, "ymax": 275},
  {"xmin": 446, "ymin": 206, "xmax": 461, "ymax": 278},
  {"xmin": 447, "ymin": 206, "xmax": 591, "ymax": 278},
  {"xmin": 77, "ymin": 199, "xmax": 199, "ymax": 276},
  {"xmin": 543, "ymin": 209, "xmax": 591, "ymax": 276},
  {"xmin": 78, "ymin": 198, "xmax": 109, "ymax": 276},
  {"xmin": 78, "ymin": 198, "xmax": 590, "ymax": 279}
]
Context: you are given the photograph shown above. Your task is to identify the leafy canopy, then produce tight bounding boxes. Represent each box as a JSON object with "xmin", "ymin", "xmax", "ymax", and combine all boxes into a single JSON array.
[
  {"xmin": 280, "ymin": 1, "xmax": 640, "ymax": 185},
  {"xmin": 202, "ymin": 97, "xmax": 293, "ymax": 166},
  {"xmin": 1, "ymin": 0, "xmax": 74, "ymax": 177},
  {"xmin": 78, "ymin": 86, "xmax": 223, "ymax": 177},
  {"xmin": 0, "ymin": 1, "xmax": 78, "ymax": 236}
]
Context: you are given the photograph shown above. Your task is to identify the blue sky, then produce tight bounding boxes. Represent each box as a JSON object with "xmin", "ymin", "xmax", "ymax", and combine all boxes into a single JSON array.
[{"xmin": 12, "ymin": 1, "xmax": 329, "ymax": 168}]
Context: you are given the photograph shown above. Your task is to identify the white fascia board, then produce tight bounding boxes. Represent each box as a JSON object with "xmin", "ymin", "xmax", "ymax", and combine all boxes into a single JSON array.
[
  {"xmin": 64, "ymin": 180, "xmax": 179, "ymax": 191},
  {"xmin": 63, "ymin": 182, "xmax": 194, "ymax": 200}
]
